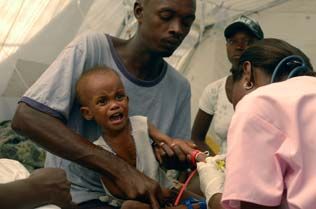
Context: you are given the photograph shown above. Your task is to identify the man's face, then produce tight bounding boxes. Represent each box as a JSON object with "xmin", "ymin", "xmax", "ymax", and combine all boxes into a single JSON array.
[
  {"xmin": 226, "ymin": 31, "xmax": 256, "ymax": 68},
  {"xmin": 136, "ymin": 0, "xmax": 196, "ymax": 57}
]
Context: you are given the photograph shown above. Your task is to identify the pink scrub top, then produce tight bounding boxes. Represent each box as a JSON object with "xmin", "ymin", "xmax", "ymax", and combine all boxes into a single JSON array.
[{"xmin": 222, "ymin": 76, "xmax": 316, "ymax": 209}]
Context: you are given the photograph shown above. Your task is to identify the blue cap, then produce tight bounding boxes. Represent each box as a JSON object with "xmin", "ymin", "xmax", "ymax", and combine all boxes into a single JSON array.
[{"xmin": 224, "ymin": 15, "xmax": 264, "ymax": 40}]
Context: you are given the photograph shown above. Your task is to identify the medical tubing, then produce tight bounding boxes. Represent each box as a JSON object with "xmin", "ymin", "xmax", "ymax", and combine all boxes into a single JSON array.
[
  {"xmin": 174, "ymin": 169, "xmax": 197, "ymax": 206},
  {"xmin": 174, "ymin": 150, "xmax": 203, "ymax": 206}
]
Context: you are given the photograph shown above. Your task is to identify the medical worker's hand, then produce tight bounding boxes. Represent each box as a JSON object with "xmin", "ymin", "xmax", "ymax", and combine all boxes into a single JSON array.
[
  {"xmin": 197, "ymin": 155, "xmax": 226, "ymax": 205},
  {"xmin": 29, "ymin": 168, "xmax": 77, "ymax": 209}
]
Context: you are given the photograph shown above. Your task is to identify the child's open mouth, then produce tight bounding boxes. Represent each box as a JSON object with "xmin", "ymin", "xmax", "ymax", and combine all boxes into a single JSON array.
[{"xmin": 109, "ymin": 112, "xmax": 124, "ymax": 123}]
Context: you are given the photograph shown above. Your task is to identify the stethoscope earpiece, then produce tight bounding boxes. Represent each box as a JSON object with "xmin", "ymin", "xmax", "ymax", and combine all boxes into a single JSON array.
[{"xmin": 270, "ymin": 55, "xmax": 308, "ymax": 83}]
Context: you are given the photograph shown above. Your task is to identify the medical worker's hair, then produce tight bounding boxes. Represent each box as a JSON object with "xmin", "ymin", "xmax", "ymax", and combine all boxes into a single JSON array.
[{"xmin": 233, "ymin": 38, "xmax": 315, "ymax": 82}]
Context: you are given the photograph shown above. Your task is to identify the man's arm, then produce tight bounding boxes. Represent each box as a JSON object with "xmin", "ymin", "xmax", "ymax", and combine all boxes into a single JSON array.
[
  {"xmin": 0, "ymin": 168, "xmax": 75, "ymax": 209},
  {"xmin": 12, "ymin": 103, "xmax": 163, "ymax": 209},
  {"xmin": 0, "ymin": 179, "xmax": 47, "ymax": 209},
  {"xmin": 12, "ymin": 103, "xmax": 115, "ymax": 174}
]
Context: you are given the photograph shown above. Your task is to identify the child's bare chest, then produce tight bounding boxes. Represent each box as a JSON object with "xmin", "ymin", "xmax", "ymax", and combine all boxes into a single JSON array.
[{"xmin": 107, "ymin": 135, "xmax": 137, "ymax": 167}]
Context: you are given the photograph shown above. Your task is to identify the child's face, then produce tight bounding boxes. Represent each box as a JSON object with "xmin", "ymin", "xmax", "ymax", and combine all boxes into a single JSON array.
[{"xmin": 81, "ymin": 71, "xmax": 129, "ymax": 132}]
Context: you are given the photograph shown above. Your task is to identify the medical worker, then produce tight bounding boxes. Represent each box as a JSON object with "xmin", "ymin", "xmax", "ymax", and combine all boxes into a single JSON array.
[{"xmin": 198, "ymin": 38, "xmax": 316, "ymax": 209}]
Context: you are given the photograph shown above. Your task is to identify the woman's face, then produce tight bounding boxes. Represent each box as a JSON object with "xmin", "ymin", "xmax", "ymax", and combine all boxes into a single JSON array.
[{"xmin": 231, "ymin": 61, "xmax": 272, "ymax": 108}]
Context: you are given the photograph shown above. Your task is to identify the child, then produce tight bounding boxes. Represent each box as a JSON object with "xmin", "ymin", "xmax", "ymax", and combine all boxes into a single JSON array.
[{"xmin": 68, "ymin": 66, "xmax": 204, "ymax": 209}]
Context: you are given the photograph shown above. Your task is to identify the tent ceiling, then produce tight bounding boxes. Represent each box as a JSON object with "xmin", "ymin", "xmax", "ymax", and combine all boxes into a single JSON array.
[
  {"xmin": 0, "ymin": 0, "xmax": 71, "ymax": 62},
  {"xmin": 1, "ymin": 0, "xmax": 315, "ymax": 121},
  {"xmin": 0, "ymin": 0, "xmax": 288, "ymax": 66}
]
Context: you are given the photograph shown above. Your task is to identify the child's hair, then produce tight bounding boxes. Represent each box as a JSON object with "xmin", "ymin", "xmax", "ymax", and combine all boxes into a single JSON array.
[
  {"xmin": 75, "ymin": 66, "xmax": 120, "ymax": 106},
  {"xmin": 233, "ymin": 38, "xmax": 315, "ymax": 82}
]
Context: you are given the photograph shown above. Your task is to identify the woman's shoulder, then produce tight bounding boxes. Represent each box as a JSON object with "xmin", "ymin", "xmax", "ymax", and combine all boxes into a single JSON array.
[
  {"xmin": 205, "ymin": 76, "xmax": 228, "ymax": 89},
  {"xmin": 202, "ymin": 76, "xmax": 228, "ymax": 97}
]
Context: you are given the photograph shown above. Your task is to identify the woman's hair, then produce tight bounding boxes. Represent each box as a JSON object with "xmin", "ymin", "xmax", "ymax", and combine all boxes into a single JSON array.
[{"xmin": 233, "ymin": 38, "xmax": 315, "ymax": 82}]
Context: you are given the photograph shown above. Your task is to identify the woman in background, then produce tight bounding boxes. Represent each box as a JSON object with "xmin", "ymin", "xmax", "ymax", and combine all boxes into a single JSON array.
[{"xmin": 191, "ymin": 15, "xmax": 264, "ymax": 155}]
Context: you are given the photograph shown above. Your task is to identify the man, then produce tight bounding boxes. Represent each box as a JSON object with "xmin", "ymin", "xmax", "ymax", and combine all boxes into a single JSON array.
[
  {"xmin": 191, "ymin": 15, "xmax": 264, "ymax": 154},
  {"xmin": 11, "ymin": 0, "xmax": 196, "ymax": 208}
]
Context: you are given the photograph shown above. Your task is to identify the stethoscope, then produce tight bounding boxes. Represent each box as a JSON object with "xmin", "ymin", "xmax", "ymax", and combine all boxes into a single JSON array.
[{"xmin": 270, "ymin": 55, "xmax": 309, "ymax": 83}]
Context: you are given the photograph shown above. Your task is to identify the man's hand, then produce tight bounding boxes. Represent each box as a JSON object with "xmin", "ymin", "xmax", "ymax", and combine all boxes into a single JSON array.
[
  {"xmin": 101, "ymin": 166, "xmax": 164, "ymax": 209},
  {"xmin": 148, "ymin": 121, "xmax": 198, "ymax": 169},
  {"xmin": 29, "ymin": 168, "xmax": 77, "ymax": 209},
  {"xmin": 153, "ymin": 138, "xmax": 198, "ymax": 170}
]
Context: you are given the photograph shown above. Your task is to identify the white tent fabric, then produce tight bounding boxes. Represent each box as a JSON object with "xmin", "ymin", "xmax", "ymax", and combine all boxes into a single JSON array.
[
  {"xmin": 0, "ymin": 0, "xmax": 70, "ymax": 63},
  {"xmin": 0, "ymin": 0, "xmax": 93, "ymax": 120},
  {"xmin": 0, "ymin": 0, "xmax": 315, "ymax": 124}
]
